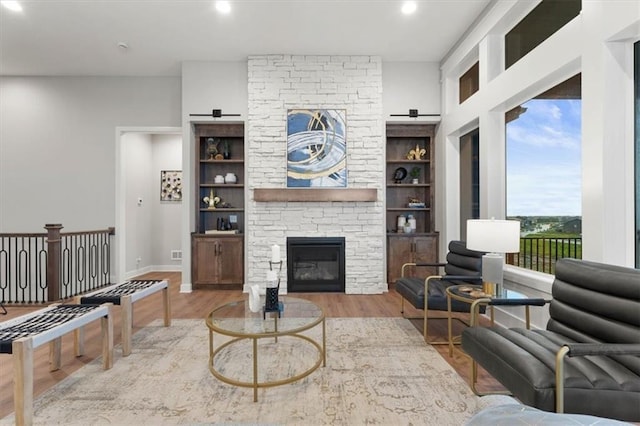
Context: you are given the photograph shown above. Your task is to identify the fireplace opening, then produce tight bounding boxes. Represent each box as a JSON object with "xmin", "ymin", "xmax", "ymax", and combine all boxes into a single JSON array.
[{"xmin": 287, "ymin": 237, "xmax": 345, "ymax": 292}]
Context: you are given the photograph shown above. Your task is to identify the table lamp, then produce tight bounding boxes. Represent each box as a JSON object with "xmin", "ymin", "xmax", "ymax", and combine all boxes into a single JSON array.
[{"xmin": 466, "ymin": 219, "xmax": 520, "ymax": 295}]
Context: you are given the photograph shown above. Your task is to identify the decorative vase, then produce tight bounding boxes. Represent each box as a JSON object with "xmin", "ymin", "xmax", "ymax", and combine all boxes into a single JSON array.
[
  {"xmin": 224, "ymin": 173, "xmax": 237, "ymax": 184},
  {"xmin": 248, "ymin": 284, "xmax": 261, "ymax": 313},
  {"xmin": 223, "ymin": 141, "xmax": 231, "ymax": 160}
]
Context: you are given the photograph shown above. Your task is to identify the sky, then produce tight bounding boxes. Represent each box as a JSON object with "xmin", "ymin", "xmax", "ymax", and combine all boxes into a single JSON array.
[{"xmin": 506, "ymin": 98, "xmax": 582, "ymax": 217}]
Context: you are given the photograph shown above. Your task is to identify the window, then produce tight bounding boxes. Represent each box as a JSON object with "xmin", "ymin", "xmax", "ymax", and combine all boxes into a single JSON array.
[
  {"xmin": 505, "ymin": 0, "xmax": 581, "ymax": 69},
  {"xmin": 460, "ymin": 128, "xmax": 479, "ymax": 239},
  {"xmin": 505, "ymin": 74, "xmax": 582, "ymax": 273},
  {"xmin": 459, "ymin": 62, "xmax": 479, "ymax": 103}
]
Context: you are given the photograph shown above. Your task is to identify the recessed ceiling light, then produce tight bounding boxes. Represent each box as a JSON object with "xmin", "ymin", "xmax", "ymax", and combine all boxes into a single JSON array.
[
  {"xmin": 215, "ymin": 1, "xmax": 231, "ymax": 14},
  {"xmin": 1, "ymin": 1, "xmax": 22, "ymax": 12},
  {"xmin": 401, "ymin": 1, "xmax": 417, "ymax": 15}
]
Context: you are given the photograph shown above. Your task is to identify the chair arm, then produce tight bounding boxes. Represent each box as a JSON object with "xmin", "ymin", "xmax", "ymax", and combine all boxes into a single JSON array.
[
  {"xmin": 561, "ymin": 343, "xmax": 640, "ymax": 358},
  {"xmin": 487, "ymin": 298, "xmax": 548, "ymax": 307},
  {"xmin": 467, "ymin": 297, "xmax": 549, "ymax": 326},
  {"xmin": 400, "ymin": 263, "xmax": 417, "ymax": 277},
  {"xmin": 555, "ymin": 343, "xmax": 640, "ymax": 413},
  {"xmin": 401, "ymin": 262, "xmax": 447, "ymax": 277},
  {"xmin": 469, "ymin": 298, "xmax": 492, "ymax": 326}
]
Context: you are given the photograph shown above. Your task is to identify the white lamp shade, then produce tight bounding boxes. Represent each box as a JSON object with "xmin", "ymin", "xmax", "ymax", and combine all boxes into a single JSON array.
[{"xmin": 466, "ymin": 219, "xmax": 520, "ymax": 253}]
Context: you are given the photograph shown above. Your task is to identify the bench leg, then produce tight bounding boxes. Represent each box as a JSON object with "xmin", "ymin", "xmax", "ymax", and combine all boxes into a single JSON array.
[
  {"xmin": 48, "ymin": 337, "xmax": 62, "ymax": 371},
  {"xmin": 162, "ymin": 285, "xmax": 171, "ymax": 327},
  {"xmin": 72, "ymin": 296, "xmax": 85, "ymax": 357},
  {"xmin": 121, "ymin": 295, "xmax": 133, "ymax": 357},
  {"xmin": 13, "ymin": 338, "xmax": 34, "ymax": 426},
  {"xmin": 102, "ymin": 303, "xmax": 114, "ymax": 369},
  {"xmin": 74, "ymin": 326, "xmax": 85, "ymax": 357}
]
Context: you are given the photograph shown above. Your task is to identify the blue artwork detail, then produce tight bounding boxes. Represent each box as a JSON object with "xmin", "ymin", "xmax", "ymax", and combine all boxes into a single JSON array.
[{"xmin": 287, "ymin": 109, "xmax": 347, "ymax": 188}]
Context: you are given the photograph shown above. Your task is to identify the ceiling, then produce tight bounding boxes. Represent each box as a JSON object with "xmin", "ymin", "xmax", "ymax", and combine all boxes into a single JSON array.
[{"xmin": 0, "ymin": 0, "xmax": 491, "ymax": 77}]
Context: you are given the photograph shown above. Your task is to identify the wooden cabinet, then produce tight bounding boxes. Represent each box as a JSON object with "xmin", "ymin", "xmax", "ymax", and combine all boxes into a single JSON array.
[
  {"xmin": 387, "ymin": 234, "xmax": 439, "ymax": 284},
  {"xmin": 386, "ymin": 123, "xmax": 439, "ymax": 284},
  {"xmin": 192, "ymin": 235, "xmax": 243, "ymax": 286},
  {"xmin": 192, "ymin": 122, "xmax": 245, "ymax": 288}
]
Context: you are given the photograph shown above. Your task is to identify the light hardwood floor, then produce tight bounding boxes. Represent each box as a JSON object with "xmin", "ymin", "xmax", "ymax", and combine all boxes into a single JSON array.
[{"xmin": 0, "ymin": 272, "xmax": 504, "ymax": 418}]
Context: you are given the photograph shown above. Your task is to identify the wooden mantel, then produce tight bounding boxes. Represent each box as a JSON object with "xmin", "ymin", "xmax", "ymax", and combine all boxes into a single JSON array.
[{"xmin": 253, "ymin": 188, "xmax": 377, "ymax": 202}]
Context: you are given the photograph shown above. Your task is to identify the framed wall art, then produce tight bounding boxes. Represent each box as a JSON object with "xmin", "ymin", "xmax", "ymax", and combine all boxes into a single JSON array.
[
  {"xmin": 160, "ymin": 170, "xmax": 182, "ymax": 202},
  {"xmin": 286, "ymin": 109, "xmax": 347, "ymax": 187}
]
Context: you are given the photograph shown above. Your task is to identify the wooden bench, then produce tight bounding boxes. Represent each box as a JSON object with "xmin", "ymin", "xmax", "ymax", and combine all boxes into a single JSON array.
[
  {"xmin": 78, "ymin": 279, "xmax": 171, "ymax": 356},
  {"xmin": 0, "ymin": 303, "xmax": 114, "ymax": 426}
]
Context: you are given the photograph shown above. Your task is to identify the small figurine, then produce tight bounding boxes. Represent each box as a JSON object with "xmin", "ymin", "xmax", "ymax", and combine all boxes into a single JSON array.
[
  {"xmin": 202, "ymin": 189, "xmax": 220, "ymax": 208},
  {"xmin": 406, "ymin": 144, "xmax": 426, "ymax": 160},
  {"xmin": 393, "ymin": 167, "xmax": 407, "ymax": 183},
  {"xmin": 206, "ymin": 138, "xmax": 218, "ymax": 160}
]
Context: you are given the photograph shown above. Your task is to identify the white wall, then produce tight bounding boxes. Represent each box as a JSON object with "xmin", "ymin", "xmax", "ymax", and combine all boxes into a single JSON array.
[
  {"xmin": 0, "ymin": 77, "xmax": 181, "ymax": 232},
  {"xmin": 150, "ymin": 134, "xmax": 182, "ymax": 270},
  {"xmin": 382, "ymin": 62, "xmax": 441, "ymax": 119},
  {"xmin": 123, "ymin": 132, "xmax": 153, "ymax": 275}
]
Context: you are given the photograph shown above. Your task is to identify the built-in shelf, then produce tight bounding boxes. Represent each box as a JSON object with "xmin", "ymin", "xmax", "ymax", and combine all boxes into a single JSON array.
[{"xmin": 253, "ymin": 188, "xmax": 377, "ymax": 202}]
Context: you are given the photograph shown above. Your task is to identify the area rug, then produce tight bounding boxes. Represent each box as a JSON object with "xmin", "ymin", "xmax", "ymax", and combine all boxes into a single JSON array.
[{"xmin": 1, "ymin": 318, "xmax": 481, "ymax": 425}]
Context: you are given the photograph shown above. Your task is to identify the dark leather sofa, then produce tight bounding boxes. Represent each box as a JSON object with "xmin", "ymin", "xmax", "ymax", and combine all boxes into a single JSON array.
[{"xmin": 461, "ymin": 258, "xmax": 640, "ymax": 422}]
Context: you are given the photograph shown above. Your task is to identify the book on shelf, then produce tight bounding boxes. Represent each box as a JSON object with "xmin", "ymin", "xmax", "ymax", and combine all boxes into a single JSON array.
[{"xmin": 204, "ymin": 229, "xmax": 239, "ymax": 235}]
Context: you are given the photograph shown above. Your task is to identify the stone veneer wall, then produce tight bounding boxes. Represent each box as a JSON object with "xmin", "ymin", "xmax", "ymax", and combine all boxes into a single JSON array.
[{"xmin": 246, "ymin": 55, "xmax": 386, "ymax": 294}]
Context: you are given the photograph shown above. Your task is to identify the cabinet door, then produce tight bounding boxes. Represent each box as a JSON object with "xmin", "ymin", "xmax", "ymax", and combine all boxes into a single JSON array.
[
  {"xmin": 216, "ymin": 238, "xmax": 244, "ymax": 284},
  {"xmin": 387, "ymin": 236, "xmax": 413, "ymax": 284},
  {"xmin": 413, "ymin": 235, "xmax": 439, "ymax": 278},
  {"xmin": 192, "ymin": 237, "xmax": 220, "ymax": 285}
]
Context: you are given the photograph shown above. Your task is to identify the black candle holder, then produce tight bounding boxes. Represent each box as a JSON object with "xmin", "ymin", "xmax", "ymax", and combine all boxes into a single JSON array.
[{"xmin": 263, "ymin": 260, "xmax": 283, "ymax": 318}]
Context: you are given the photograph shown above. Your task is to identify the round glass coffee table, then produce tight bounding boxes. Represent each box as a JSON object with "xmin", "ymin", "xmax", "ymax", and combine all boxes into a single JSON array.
[{"xmin": 205, "ymin": 296, "xmax": 326, "ymax": 401}]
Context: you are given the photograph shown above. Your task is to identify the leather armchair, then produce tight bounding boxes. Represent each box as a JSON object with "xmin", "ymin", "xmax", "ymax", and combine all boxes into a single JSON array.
[
  {"xmin": 461, "ymin": 258, "xmax": 640, "ymax": 422},
  {"xmin": 395, "ymin": 240, "xmax": 485, "ymax": 343}
]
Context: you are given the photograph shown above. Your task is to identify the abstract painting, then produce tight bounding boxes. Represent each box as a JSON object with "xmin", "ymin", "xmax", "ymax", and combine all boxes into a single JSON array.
[{"xmin": 287, "ymin": 109, "xmax": 347, "ymax": 187}]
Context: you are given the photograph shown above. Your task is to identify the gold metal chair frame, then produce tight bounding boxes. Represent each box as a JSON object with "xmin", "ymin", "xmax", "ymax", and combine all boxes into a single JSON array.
[
  {"xmin": 466, "ymin": 297, "xmax": 535, "ymax": 397},
  {"xmin": 399, "ymin": 262, "xmax": 470, "ymax": 345}
]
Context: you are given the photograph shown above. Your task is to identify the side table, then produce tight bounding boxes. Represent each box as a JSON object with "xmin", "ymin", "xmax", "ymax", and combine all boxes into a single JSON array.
[{"xmin": 446, "ymin": 285, "xmax": 546, "ymax": 357}]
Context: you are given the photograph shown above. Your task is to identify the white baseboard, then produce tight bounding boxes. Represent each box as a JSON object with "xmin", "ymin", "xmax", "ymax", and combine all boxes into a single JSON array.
[{"xmin": 125, "ymin": 265, "xmax": 154, "ymax": 280}]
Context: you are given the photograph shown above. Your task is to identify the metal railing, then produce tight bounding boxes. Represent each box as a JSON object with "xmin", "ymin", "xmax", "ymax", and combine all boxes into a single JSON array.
[
  {"xmin": 506, "ymin": 236, "xmax": 582, "ymax": 274},
  {"xmin": 0, "ymin": 224, "xmax": 115, "ymax": 304}
]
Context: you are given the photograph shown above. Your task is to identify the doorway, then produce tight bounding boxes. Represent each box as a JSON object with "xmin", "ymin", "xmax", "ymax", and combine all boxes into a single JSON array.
[{"xmin": 115, "ymin": 127, "xmax": 182, "ymax": 283}]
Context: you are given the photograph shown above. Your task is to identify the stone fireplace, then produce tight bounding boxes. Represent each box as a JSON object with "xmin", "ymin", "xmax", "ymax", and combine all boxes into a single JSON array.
[
  {"xmin": 246, "ymin": 54, "xmax": 386, "ymax": 294},
  {"xmin": 287, "ymin": 237, "xmax": 345, "ymax": 292}
]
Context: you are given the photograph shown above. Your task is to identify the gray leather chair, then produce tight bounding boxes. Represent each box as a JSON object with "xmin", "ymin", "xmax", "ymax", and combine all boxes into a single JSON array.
[
  {"xmin": 462, "ymin": 258, "xmax": 640, "ymax": 422},
  {"xmin": 395, "ymin": 240, "xmax": 485, "ymax": 343}
]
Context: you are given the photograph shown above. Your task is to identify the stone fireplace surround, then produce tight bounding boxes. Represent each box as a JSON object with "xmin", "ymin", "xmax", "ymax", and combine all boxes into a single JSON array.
[{"xmin": 246, "ymin": 55, "xmax": 386, "ymax": 294}]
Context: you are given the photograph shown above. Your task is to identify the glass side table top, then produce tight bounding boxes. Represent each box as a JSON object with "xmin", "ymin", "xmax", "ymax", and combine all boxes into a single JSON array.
[
  {"xmin": 447, "ymin": 284, "xmax": 528, "ymax": 302},
  {"xmin": 206, "ymin": 296, "xmax": 324, "ymax": 337}
]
